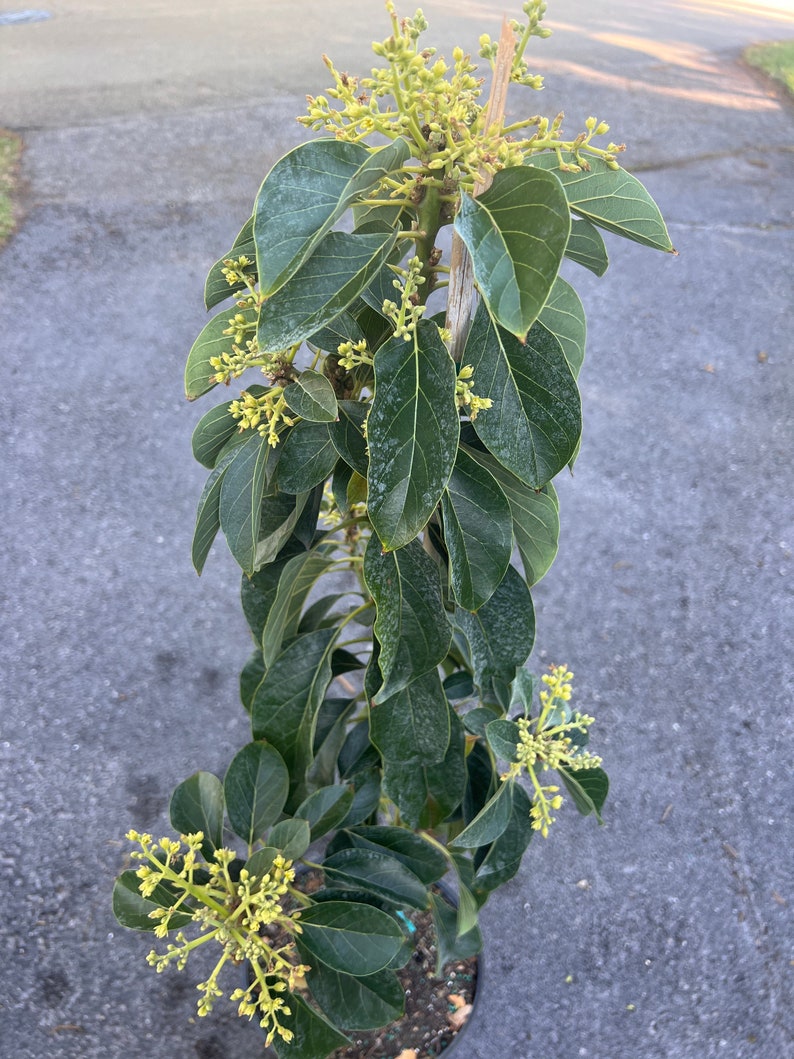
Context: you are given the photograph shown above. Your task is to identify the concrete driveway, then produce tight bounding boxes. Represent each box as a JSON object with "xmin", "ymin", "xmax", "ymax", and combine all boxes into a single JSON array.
[{"xmin": 1, "ymin": 1, "xmax": 792, "ymax": 1057}]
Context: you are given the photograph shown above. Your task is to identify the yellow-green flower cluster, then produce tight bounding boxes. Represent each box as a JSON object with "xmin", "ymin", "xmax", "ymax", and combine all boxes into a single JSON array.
[
  {"xmin": 455, "ymin": 365, "xmax": 492, "ymax": 420},
  {"xmin": 126, "ymin": 830, "xmax": 308, "ymax": 1047},
  {"xmin": 382, "ymin": 256, "xmax": 428, "ymax": 341},
  {"xmin": 229, "ymin": 388, "xmax": 295, "ymax": 447},
  {"xmin": 336, "ymin": 338, "xmax": 374, "ymax": 371},
  {"xmin": 221, "ymin": 255, "xmax": 255, "ymax": 289},
  {"xmin": 502, "ymin": 666, "xmax": 602, "ymax": 837}
]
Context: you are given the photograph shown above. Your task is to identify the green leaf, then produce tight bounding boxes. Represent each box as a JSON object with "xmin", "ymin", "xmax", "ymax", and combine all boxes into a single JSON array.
[
  {"xmin": 485, "ymin": 719, "xmax": 521, "ymax": 765},
  {"xmin": 251, "ymin": 628, "xmax": 338, "ymax": 807},
  {"xmin": 344, "ymin": 827, "xmax": 448, "ymax": 885},
  {"xmin": 330, "ymin": 400, "xmax": 368, "ymax": 476},
  {"xmin": 297, "ymin": 901, "xmax": 404, "ymax": 976},
  {"xmin": 565, "ymin": 217, "xmax": 609, "ymax": 276},
  {"xmin": 257, "ymin": 230, "xmax": 398, "ymax": 353},
  {"xmin": 462, "ymin": 706, "xmax": 501, "ymax": 738},
  {"xmin": 185, "ymin": 306, "xmax": 254, "ymax": 401},
  {"xmin": 240, "ymin": 542, "xmax": 303, "ymax": 641},
  {"xmin": 112, "ymin": 871, "xmax": 193, "ymax": 932},
  {"xmin": 367, "ymin": 320, "xmax": 459, "ymax": 550},
  {"xmin": 204, "ymin": 216, "xmax": 256, "ymax": 310},
  {"xmin": 191, "ymin": 401, "xmax": 244, "ymax": 470},
  {"xmin": 296, "ymin": 785, "xmax": 355, "ymax": 841},
  {"xmin": 240, "ymin": 649, "xmax": 265, "ymax": 712},
  {"xmin": 255, "ymin": 491, "xmax": 310, "ymax": 569},
  {"xmin": 305, "ymin": 962, "xmax": 404, "ymax": 1031},
  {"xmin": 441, "ymin": 446, "xmax": 513, "ymax": 611},
  {"xmin": 243, "ymin": 845, "xmax": 278, "ymax": 881},
  {"xmin": 276, "ymin": 422, "xmax": 338, "ymax": 494},
  {"xmin": 473, "ymin": 783, "xmax": 534, "ymax": 898},
  {"xmin": 323, "ymin": 848, "xmax": 428, "ymax": 910},
  {"xmin": 254, "ymin": 138, "xmax": 410, "ymax": 296},
  {"xmin": 381, "ymin": 709, "xmax": 466, "ymax": 829},
  {"xmin": 223, "ymin": 742, "xmax": 289, "ymax": 846},
  {"xmin": 465, "ymin": 445, "xmax": 560, "ymax": 587},
  {"xmin": 368, "ymin": 670, "xmax": 450, "ymax": 767},
  {"xmin": 453, "ymin": 781, "xmax": 514, "ymax": 849},
  {"xmin": 455, "ymin": 564, "xmax": 535, "ymax": 690},
  {"xmin": 465, "ymin": 301, "xmax": 581, "ymax": 488},
  {"xmin": 283, "ymin": 370, "xmax": 339, "ymax": 423},
  {"xmin": 558, "ymin": 766, "xmax": 609, "ymax": 822},
  {"xmin": 529, "ymin": 154, "xmax": 675, "ymax": 252},
  {"xmin": 219, "ymin": 431, "xmax": 271, "ymax": 576},
  {"xmin": 538, "ymin": 276, "xmax": 587, "ymax": 378},
  {"xmin": 269, "ymin": 818, "xmax": 312, "ymax": 860},
  {"xmin": 338, "ymin": 723, "xmax": 380, "ymax": 780},
  {"xmin": 308, "ymin": 309, "xmax": 366, "ymax": 355},
  {"xmin": 363, "ymin": 537, "xmax": 451, "ymax": 703},
  {"xmin": 454, "ymin": 165, "xmax": 570, "ymax": 339},
  {"xmin": 191, "ymin": 448, "xmax": 236, "ymax": 575},
  {"xmin": 338, "ymin": 769, "xmax": 382, "ymax": 829},
  {"xmin": 429, "ymin": 891, "xmax": 482, "ymax": 972},
  {"xmin": 169, "ymin": 772, "xmax": 224, "ymax": 858},
  {"xmin": 261, "ymin": 548, "xmax": 336, "ymax": 668},
  {"xmin": 270, "ymin": 992, "xmax": 350, "ymax": 1059}
]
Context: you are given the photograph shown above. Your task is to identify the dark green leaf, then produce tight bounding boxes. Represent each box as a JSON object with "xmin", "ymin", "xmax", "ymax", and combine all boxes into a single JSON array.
[
  {"xmin": 270, "ymin": 992, "xmax": 350, "ymax": 1059},
  {"xmin": 240, "ymin": 543, "xmax": 304, "ymax": 642},
  {"xmin": 191, "ymin": 401, "xmax": 244, "ymax": 469},
  {"xmin": 453, "ymin": 781, "xmax": 514, "ymax": 848},
  {"xmin": 204, "ymin": 216, "xmax": 256, "ymax": 310},
  {"xmin": 261, "ymin": 547, "xmax": 336, "ymax": 668},
  {"xmin": 454, "ymin": 166, "xmax": 570, "ymax": 339},
  {"xmin": 243, "ymin": 845, "xmax": 278, "ymax": 881},
  {"xmin": 558, "ymin": 766, "xmax": 609, "ymax": 821},
  {"xmin": 219, "ymin": 431, "xmax": 272, "ymax": 575},
  {"xmin": 529, "ymin": 154, "xmax": 675, "ymax": 252},
  {"xmin": 465, "ymin": 301, "xmax": 581, "ymax": 488},
  {"xmin": 308, "ymin": 310, "xmax": 366, "ymax": 355},
  {"xmin": 485, "ymin": 719, "xmax": 521, "ymax": 765},
  {"xmin": 429, "ymin": 891, "xmax": 482, "ymax": 973},
  {"xmin": 283, "ymin": 370, "xmax": 339, "ymax": 424},
  {"xmin": 538, "ymin": 276, "xmax": 587, "ymax": 379},
  {"xmin": 344, "ymin": 827, "xmax": 448, "ymax": 885},
  {"xmin": 565, "ymin": 217, "xmax": 609, "ymax": 276},
  {"xmin": 169, "ymin": 772, "xmax": 224, "ymax": 858},
  {"xmin": 338, "ymin": 722, "xmax": 380, "ymax": 780},
  {"xmin": 473, "ymin": 783, "xmax": 534, "ymax": 898},
  {"xmin": 296, "ymin": 785, "xmax": 355, "ymax": 841},
  {"xmin": 363, "ymin": 537, "xmax": 451, "ymax": 703},
  {"xmin": 277, "ymin": 422, "xmax": 338, "ymax": 494},
  {"xmin": 368, "ymin": 670, "xmax": 450, "ymax": 766},
  {"xmin": 310, "ymin": 697, "xmax": 356, "ymax": 789},
  {"xmin": 305, "ymin": 962, "xmax": 404, "ymax": 1031},
  {"xmin": 185, "ymin": 306, "xmax": 255, "ymax": 401},
  {"xmin": 257, "ymin": 230, "xmax": 398, "ymax": 352},
  {"xmin": 330, "ymin": 400, "xmax": 369, "ymax": 477},
  {"xmin": 256, "ymin": 491, "xmax": 310, "ymax": 569},
  {"xmin": 338, "ymin": 769, "xmax": 382, "ymax": 829},
  {"xmin": 323, "ymin": 848, "xmax": 428, "ymax": 909},
  {"xmin": 269, "ymin": 818, "xmax": 311, "ymax": 860},
  {"xmin": 462, "ymin": 706, "xmax": 501, "ymax": 738},
  {"xmin": 251, "ymin": 628, "xmax": 339, "ymax": 808},
  {"xmin": 463, "ymin": 740, "xmax": 497, "ymax": 825},
  {"xmin": 443, "ymin": 671, "xmax": 475, "ymax": 701},
  {"xmin": 191, "ymin": 448, "xmax": 236, "ymax": 574},
  {"xmin": 367, "ymin": 321, "xmax": 459, "ymax": 550},
  {"xmin": 381, "ymin": 709, "xmax": 466, "ymax": 829},
  {"xmin": 455, "ymin": 564, "xmax": 535, "ymax": 690},
  {"xmin": 297, "ymin": 901, "xmax": 404, "ymax": 976},
  {"xmin": 441, "ymin": 446, "xmax": 513, "ymax": 611},
  {"xmin": 112, "ymin": 871, "xmax": 193, "ymax": 932},
  {"xmin": 223, "ymin": 742, "xmax": 289, "ymax": 846},
  {"xmin": 239, "ymin": 648, "xmax": 265, "ymax": 712}
]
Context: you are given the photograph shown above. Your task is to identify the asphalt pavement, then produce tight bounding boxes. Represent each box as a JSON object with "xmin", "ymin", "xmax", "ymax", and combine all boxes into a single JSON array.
[{"xmin": 1, "ymin": 2, "xmax": 793, "ymax": 1057}]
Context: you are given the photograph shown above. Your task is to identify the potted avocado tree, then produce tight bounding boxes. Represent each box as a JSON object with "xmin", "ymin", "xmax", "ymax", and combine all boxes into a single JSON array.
[{"xmin": 113, "ymin": 3, "xmax": 674, "ymax": 1056}]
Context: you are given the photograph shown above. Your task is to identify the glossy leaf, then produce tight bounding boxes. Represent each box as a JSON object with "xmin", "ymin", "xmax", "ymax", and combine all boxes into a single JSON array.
[
  {"xmin": 283, "ymin": 370, "xmax": 339, "ymax": 423},
  {"xmin": 538, "ymin": 276, "xmax": 587, "ymax": 379},
  {"xmin": 276, "ymin": 422, "xmax": 338, "ymax": 494},
  {"xmin": 338, "ymin": 722, "xmax": 380, "ymax": 780},
  {"xmin": 308, "ymin": 310, "xmax": 366, "ymax": 355},
  {"xmin": 261, "ymin": 548, "xmax": 336, "ymax": 668},
  {"xmin": 296, "ymin": 785, "xmax": 355, "ymax": 841},
  {"xmin": 367, "ymin": 321, "xmax": 459, "ymax": 550},
  {"xmin": 441, "ymin": 446, "xmax": 513, "ymax": 611},
  {"xmin": 455, "ymin": 564, "xmax": 535, "ymax": 690},
  {"xmin": 169, "ymin": 772, "xmax": 224, "ymax": 858},
  {"xmin": 381, "ymin": 709, "xmax": 466, "ymax": 829},
  {"xmin": 112, "ymin": 871, "xmax": 193, "ymax": 932},
  {"xmin": 330, "ymin": 400, "xmax": 368, "ymax": 477},
  {"xmin": 204, "ymin": 216, "xmax": 256, "ymax": 310},
  {"xmin": 465, "ymin": 301, "xmax": 581, "ymax": 488},
  {"xmin": 239, "ymin": 649, "xmax": 265, "ymax": 712},
  {"xmin": 565, "ymin": 217, "xmax": 609, "ymax": 276},
  {"xmin": 191, "ymin": 448, "xmax": 236, "ymax": 575},
  {"xmin": 453, "ymin": 780, "xmax": 514, "ymax": 849},
  {"xmin": 344, "ymin": 827, "xmax": 448, "ymax": 885},
  {"xmin": 338, "ymin": 769, "xmax": 382, "ymax": 829},
  {"xmin": 558, "ymin": 766, "xmax": 609, "ymax": 822},
  {"xmin": 256, "ymin": 491, "xmax": 310, "ymax": 569},
  {"xmin": 251, "ymin": 628, "xmax": 339, "ymax": 807},
  {"xmin": 191, "ymin": 401, "xmax": 245, "ymax": 470},
  {"xmin": 305, "ymin": 962, "xmax": 404, "ymax": 1031},
  {"xmin": 363, "ymin": 537, "xmax": 451, "ymax": 703},
  {"xmin": 243, "ymin": 845, "xmax": 278, "ymax": 881},
  {"xmin": 473, "ymin": 783, "xmax": 534, "ymax": 897},
  {"xmin": 223, "ymin": 742, "xmax": 289, "ymax": 846},
  {"xmin": 270, "ymin": 993, "xmax": 350, "ymax": 1059},
  {"xmin": 529, "ymin": 154, "xmax": 675, "ymax": 253},
  {"xmin": 269, "ymin": 817, "xmax": 311, "ymax": 860},
  {"xmin": 257, "ymin": 229, "xmax": 397, "ymax": 353},
  {"xmin": 185, "ymin": 306, "xmax": 254, "ymax": 401},
  {"xmin": 297, "ymin": 901, "xmax": 404, "ymax": 976},
  {"xmin": 429, "ymin": 891, "xmax": 482, "ymax": 972},
  {"xmin": 368, "ymin": 669, "xmax": 450, "ymax": 766},
  {"xmin": 485, "ymin": 719, "xmax": 521, "ymax": 765},
  {"xmin": 454, "ymin": 165, "xmax": 570, "ymax": 339},
  {"xmin": 323, "ymin": 848, "xmax": 428, "ymax": 909},
  {"xmin": 254, "ymin": 138, "xmax": 409, "ymax": 296},
  {"xmin": 219, "ymin": 431, "xmax": 271, "ymax": 575}
]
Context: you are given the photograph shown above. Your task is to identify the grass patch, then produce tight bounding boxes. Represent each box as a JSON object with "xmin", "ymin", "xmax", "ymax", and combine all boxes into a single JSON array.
[
  {"xmin": 0, "ymin": 129, "xmax": 23, "ymax": 249},
  {"xmin": 744, "ymin": 40, "xmax": 794, "ymax": 98}
]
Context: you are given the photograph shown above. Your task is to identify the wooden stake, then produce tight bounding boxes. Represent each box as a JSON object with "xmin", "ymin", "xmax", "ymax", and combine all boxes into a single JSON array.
[{"xmin": 445, "ymin": 18, "xmax": 515, "ymax": 361}]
